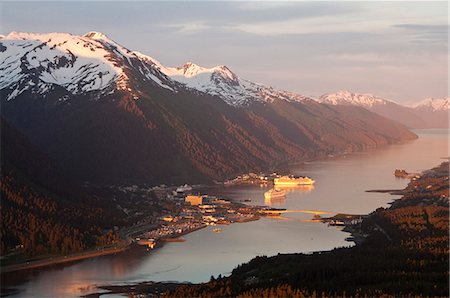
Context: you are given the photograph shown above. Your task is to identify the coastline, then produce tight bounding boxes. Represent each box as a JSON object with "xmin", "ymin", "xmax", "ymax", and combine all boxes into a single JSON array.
[
  {"xmin": 159, "ymin": 161, "xmax": 450, "ymax": 297},
  {"xmin": 0, "ymin": 223, "xmax": 209, "ymax": 274},
  {"xmin": 219, "ymin": 133, "xmax": 419, "ymax": 188},
  {"xmin": 0, "ymin": 135, "xmax": 428, "ymax": 277},
  {"xmin": 157, "ymin": 223, "xmax": 207, "ymax": 243},
  {"xmin": 0, "ymin": 137, "xmax": 424, "ymax": 276},
  {"xmin": 281, "ymin": 134, "xmax": 418, "ymax": 172},
  {"xmin": 0, "ymin": 241, "xmax": 131, "ymax": 274},
  {"xmin": 0, "ymin": 215, "xmax": 259, "ymax": 274}
]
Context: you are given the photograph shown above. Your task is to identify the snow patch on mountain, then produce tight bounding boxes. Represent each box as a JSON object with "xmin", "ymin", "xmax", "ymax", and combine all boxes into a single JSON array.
[
  {"xmin": 160, "ymin": 62, "xmax": 312, "ymax": 106},
  {"xmin": 0, "ymin": 31, "xmax": 314, "ymax": 106},
  {"xmin": 411, "ymin": 97, "xmax": 449, "ymax": 111},
  {"xmin": 0, "ymin": 31, "xmax": 133, "ymax": 100},
  {"xmin": 319, "ymin": 90, "xmax": 395, "ymax": 107}
]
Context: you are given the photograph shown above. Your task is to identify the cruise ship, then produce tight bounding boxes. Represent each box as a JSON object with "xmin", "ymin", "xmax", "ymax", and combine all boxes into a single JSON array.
[
  {"xmin": 274, "ymin": 175, "xmax": 315, "ymax": 186},
  {"xmin": 176, "ymin": 184, "xmax": 193, "ymax": 195},
  {"xmin": 264, "ymin": 188, "xmax": 286, "ymax": 200}
]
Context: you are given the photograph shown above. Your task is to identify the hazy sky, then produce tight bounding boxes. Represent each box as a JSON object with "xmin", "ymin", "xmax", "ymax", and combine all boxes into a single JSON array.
[{"xmin": 1, "ymin": 1, "xmax": 448, "ymax": 102}]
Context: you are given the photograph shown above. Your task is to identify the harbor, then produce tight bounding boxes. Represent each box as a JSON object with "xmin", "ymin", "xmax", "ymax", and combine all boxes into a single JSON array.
[{"xmin": 130, "ymin": 190, "xmax": 285, "ymax": 250}]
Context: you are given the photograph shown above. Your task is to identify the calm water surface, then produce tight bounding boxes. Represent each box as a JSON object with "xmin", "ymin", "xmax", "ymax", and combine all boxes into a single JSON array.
[{"xmin": 2, "ymin": 129, "xmax": 448, "ymax": 297}]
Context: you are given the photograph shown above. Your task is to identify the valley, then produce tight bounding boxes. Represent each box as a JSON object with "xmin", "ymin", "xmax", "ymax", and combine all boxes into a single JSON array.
[
  {"xmin": 1, "ymin": 129, "xmax": 447, "ymax": 297},
  {"xmin": 1, "ymin": 32, "xmax": 417, "ymax": 186},
  {"xmin": 0, "ymin": 27, "xmax": 448, "ymax": 298}
]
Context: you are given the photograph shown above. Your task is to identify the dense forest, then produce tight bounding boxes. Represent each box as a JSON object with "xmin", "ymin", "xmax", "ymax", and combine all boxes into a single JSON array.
[
  {"xmin": 0, "ymin": 170, "xmax": 119, "ymax": 257},
  {"xmin": 0, "ymin": 118, "xmax": 121, "ymax": 259},
  {"xmin": 166, "ymin": 162, "xmax": 449, "ymax": 297}
]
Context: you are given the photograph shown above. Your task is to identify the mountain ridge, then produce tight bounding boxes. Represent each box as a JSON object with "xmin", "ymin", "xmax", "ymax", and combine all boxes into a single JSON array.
[
  {"xmin": 412, "ymin": 97, "xmax": 449, "ymax": 111},
  {"xmin": 320, "ymin": 90, "xmax": 448, "ymax": 128},
  {"xmin": 1, "ymin": 31, "xmax": 417, "ymax": 185},
  {"xmin": 1, "ymin": 31, "xmax": 313, "ymax": 106}
]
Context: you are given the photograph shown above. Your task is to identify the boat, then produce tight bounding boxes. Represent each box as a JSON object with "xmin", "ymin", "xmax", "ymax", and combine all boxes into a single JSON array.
[
  {"xmin": 213, "ymin": 228, "xmax": 222, "ymax": 233},
  {"xmin": 264, "ymin": 188, "xmax": 286, "ymax": 200},
  {"xmin": 176, "ymin": 184, "xmax": 193, "ymax": 195},
  {"xmin": 274, "ymin": 175, "xmax": 315, "ymax": 186}
]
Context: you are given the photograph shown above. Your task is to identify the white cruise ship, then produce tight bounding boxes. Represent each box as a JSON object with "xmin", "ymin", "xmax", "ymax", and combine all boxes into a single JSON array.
[{"xmin": 274, "ymin": 175, "xmax": 315, "ymax": 186}]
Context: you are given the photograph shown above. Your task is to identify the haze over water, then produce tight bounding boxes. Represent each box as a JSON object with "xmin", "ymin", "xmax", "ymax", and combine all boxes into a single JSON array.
[{"xmin": 3, "ymin": 129, "xmax": 448, "ymax": 298}]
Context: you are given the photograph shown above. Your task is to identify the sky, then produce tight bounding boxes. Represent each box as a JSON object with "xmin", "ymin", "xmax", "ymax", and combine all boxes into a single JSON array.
[{"xmin": 1, "ymin": 1, "xmax": 448, "ymax": 102}]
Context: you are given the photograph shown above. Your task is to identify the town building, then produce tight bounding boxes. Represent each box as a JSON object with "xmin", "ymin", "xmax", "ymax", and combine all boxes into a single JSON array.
[{"xmin": 185, "ymin": 195, "xmax": 203, "ymax": 206}]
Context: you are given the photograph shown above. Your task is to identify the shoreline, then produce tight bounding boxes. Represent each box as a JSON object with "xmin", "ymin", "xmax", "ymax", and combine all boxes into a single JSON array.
[
  {"xmin": 0, "ymin": 224, "xmax": 209, "ymax": 274},
  {"xmin": 0, "ymin": 241, "xmax": 131, "ymax": 274},
  {"xmin": 89, "ymin": 162, "xmax": 448, "ymax": 297},
  {"xmin": 282, "ymin": 135, "xmax": 418, "ymax": 171},
  {"xmin": 0, "ymin": 137, "xmax": 424, "ymax": 276},
  {"xmin": 0, "ymin": 215, "xmax": 261, "ymax": 274},
  {"xmin": 156, "ymin": 223, "xmax": 207, "ymax": 244},
  {"xmin": 219, "ymin": 134, "xmax": 418, "ymax": 188}
]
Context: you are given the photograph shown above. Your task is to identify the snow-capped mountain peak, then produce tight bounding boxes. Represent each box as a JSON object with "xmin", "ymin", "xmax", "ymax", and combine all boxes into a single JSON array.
[
  {"xmin": 179, "ymin": 62, "xmax": 205, "ymax": 76},
  {"xmin": 83, "ymin": 31, "xmax": 110, "ymax": 40},
  {"xmin": 162, "ymin": 61, "xmax": 313, "ymax": 106},
  {"xmin": 0, "ymin": 31, "xmax": 136, "ymax": 100},
  {"xmin": 1, "ymin": 31, "xmax": 314, "ymax": 106},
  {"xmin": 167, "ymin": 62, "xmax": 238, "ymax": 82},
  {"xmin": 412, "ymin": 97, "xmax": 449, "ymax": 111},
  {"xmin": 319, "ymin": 90, "xmax": 394, "ymax": 107}
]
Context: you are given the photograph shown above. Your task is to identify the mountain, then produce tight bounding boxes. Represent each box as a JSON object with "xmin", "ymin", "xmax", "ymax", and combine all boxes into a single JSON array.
[
  {"xmin": 0, "ymin": 31, "xmax": 311, "ymax": 107},
  {"xmin": 0, "ymin": 32, "xmax": 416, "ymax": 185},
  {"xmin": 146, "ymin": 58, "xmax": 312, "ymax": 106},
  {"xmin": 319, "ymin": 91, "xmax": 448, "ymax": 128},
  {"xmin": 319, "ymin": 91, "xmax": 428, "ymax": 128},
  {"xmin": 0, "ymin": 117, "xmax": 119, "ymax": 256},
  {"xmin": 410, "ymin": 98, "xmax": 449, "ymax": 128},
  {"xmin": 319, "ymin": 90, "xmax": 392, "ymax": 108},
  {"xmin": 412, "ymin": 97, "xmax": 449, "ymax": 111}
]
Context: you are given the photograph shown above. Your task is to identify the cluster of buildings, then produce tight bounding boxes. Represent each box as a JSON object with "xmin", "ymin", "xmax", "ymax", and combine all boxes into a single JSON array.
[
  {"xmin": 133, "ymin": 184, "xmax": 269, "ymax": 249},
  {"xmin": 142, "ymin": 220, "xmax": 205, "ymax": 242},
  {"xmin": 324, "ymin": 215, "xmax": 365, "ymax": 227},
  {"xmin": 224, "ymin": 172, "xmax": 280, "ymax": 185}
]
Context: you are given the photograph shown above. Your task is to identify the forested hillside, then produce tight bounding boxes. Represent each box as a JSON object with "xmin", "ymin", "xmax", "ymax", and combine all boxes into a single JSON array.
[
  {"xmin": 0, "ymin": 118, "xmax": 120, "ymax": 258},
  {"xmin": 1, "ymin": 32, "xmax": 417, "ymax": 185}
]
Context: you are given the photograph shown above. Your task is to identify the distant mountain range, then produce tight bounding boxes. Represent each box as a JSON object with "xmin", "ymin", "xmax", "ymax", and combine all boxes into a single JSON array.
[
  {"xmin": 0, "ymin": 31, "xmax": 417, "ymax": 184},
  {"xmin": 319, "ymin": 90, "xmax": 448, "ymax": 129},
  {"xmin": 0, "ymin": 31, "xmax": 313, "ymax": 106}
]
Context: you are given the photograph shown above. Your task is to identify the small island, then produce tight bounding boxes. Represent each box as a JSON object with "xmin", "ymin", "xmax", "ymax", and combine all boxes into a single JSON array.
[{"xmin": 394, "ymin": 169, "xmax": 420, "ymax": 179}]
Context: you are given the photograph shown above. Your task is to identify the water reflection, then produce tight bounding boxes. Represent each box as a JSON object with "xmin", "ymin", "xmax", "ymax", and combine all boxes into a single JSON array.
[
  {"xmin": 264, "ymin": 194, "xmax": 285, "ymax": 206},
  {"xmin": 1, "ymin": 246, "xmax": 147, "ymax": 297},
  {"xmin": 264, "ymin": 188, "xmax": 286, "ymax": 206},
  {"xmin": 264, "ymin": 185, "xmax": 315, "ymax": 206},
  {"xmin": 276, "ymin": 184, "xmax": 315, "ymax": 193}
]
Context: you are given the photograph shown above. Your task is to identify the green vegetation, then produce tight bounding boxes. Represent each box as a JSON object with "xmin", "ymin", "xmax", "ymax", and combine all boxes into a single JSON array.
[
  {"xmin": 0, "ymin": 170, "xmax": 120, "ymax": 258},
  {"xmin": 167, "ymin": 162, "xmax": 449, "ymax": 297}
]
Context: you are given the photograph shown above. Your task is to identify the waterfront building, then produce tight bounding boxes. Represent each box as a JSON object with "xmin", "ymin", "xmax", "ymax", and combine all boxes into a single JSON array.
[
  {"xmin": 185, "ymin": 195, "xmax": 203, "ymax": 205},
  {"xmin": 162, "ymin": 216, "xmax": 174, "ymax": 222}
]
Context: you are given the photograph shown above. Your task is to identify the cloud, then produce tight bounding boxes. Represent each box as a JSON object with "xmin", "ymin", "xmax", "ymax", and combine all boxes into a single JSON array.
[
  {"xmin": 393, "ymin": 23, "xmax": 448, "ymax": 43},
  {"xmin": 394, "ymin": 24, "xmax": 448, "ymax": 32},
  {"xmin": 157, "ymin": 1, "xmax": 365, "ymax": 36},
  {"xmin": 228, "ymin": 17, "xmax": 391, "ymax": 36},
  {"xmin": 165, "ymin": 22, "xmax": 213, "ymax": 35}
]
